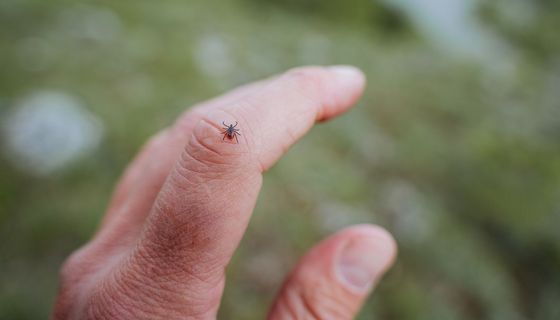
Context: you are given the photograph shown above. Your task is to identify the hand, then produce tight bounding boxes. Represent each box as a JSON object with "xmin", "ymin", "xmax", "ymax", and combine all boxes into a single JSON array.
[{"xmin": 52, "ymin": 66, "xmax": 397, "ymax": 319}]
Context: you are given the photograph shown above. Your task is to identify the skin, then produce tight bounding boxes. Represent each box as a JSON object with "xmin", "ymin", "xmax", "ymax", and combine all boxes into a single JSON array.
[{"xmin": 52, "ymin": 65, "xmax": 398, "ymax": 320}]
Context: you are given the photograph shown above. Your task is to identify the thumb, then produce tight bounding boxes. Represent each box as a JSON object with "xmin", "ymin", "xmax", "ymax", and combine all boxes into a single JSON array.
[{"xmin": 268, "ymin": 225, "xmax": 397, "ymax": 320}]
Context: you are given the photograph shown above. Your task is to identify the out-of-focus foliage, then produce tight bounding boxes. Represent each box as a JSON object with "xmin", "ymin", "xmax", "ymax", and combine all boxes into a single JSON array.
[{"xmin": 1, "ymin": 0, "xmax": 559, "ymax": 319}]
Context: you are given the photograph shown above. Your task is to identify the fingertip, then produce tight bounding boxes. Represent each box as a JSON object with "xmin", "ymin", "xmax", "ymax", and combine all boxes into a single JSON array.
[
  {"xmin": 328, "ymin": 65, "xmax": 366, "ymax": 92},
  {"xmin": 268, "ymin": 224, "xmax": 396, "ymax": 319},
  {"xmin": 279, "ymin": 65, "xmax": 366, "ymax": 121},
  {"xmin": 339, "ymin": 224, "xmax": 398, "ymax": 262},
  {"xmin": 323, "ymin": 65, "xmax": 366, "ymax": 120},
  {"xmin": 334, "ymin": 225, "xmax": 397, "ymax": 294}
]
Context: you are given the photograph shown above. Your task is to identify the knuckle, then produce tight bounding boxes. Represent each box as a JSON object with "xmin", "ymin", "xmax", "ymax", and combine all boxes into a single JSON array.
[
  {"xmin": 54, "ymin": 246, "xmax": 98, "ymax": 318},
  {"xmin": 178, "ymin": 117, "xmax": 255, "ymax": 177},
  {"xmin": 59, "ymin": 245, "xmax": 91, "ymax": 285},
  {"xmin": 174, "ymin": 108, "xmax": 206, "ymax": 136},
  {"xmin": 59, "ymin": 256, "xmax": 77, "ymax": 284}
]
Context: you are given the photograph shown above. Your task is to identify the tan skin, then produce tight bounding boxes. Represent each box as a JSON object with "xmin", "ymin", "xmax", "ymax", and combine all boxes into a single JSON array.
[{"xmin": 52, "ymin": 66, "xmax": 397, "ymax": 320}]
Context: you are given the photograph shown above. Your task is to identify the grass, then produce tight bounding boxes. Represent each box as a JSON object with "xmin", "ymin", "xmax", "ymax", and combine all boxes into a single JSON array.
[{"xmin": 1, "ymin": 0, "xmax": 560, "ymax": 319}]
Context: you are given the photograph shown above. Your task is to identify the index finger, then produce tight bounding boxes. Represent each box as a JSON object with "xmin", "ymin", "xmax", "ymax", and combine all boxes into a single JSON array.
[
  {"xmin": 122, "ymin": 66, "xmax": 365, "ymax": 316},
  {"xmin": 190, "ymin": 65, "xmax": 365, "ymax": 172}
]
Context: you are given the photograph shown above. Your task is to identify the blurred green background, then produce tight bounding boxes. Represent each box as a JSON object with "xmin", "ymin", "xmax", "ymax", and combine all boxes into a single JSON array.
[{"xmin": 1, "ymin": 0, "xmax": 560, "ymax": 319}]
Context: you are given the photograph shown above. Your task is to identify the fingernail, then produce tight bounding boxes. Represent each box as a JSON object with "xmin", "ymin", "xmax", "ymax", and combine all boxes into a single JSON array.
[
  {"xmin": 328, "ymin": 65, "xmax": 365, "ymax": 87},
  {"xmin": 336, "ymin": 235, "xmax": 390, "ymax": 292}
]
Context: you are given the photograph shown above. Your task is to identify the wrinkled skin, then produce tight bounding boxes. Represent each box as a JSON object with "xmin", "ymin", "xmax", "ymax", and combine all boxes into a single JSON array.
[{"xmin": 52, "ymin": 66, "xmax": 397, "ymax": 320}]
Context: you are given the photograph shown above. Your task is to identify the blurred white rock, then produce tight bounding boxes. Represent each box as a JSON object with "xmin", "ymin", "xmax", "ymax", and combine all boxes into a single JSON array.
[{"xmin": 3, "ymin": 91, "xmax": 103, "ymax": 175}]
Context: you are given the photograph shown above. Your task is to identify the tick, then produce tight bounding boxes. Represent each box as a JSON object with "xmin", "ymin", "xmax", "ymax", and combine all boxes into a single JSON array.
[{"xmin": 221, "ymin": 121, "xmax": 241, "ymax": 143}]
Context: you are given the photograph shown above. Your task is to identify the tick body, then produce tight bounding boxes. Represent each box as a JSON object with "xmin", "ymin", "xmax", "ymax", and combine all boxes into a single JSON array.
[{"xmin": 221, "ymin": 121, "xmax": 241, "ymax": 143}]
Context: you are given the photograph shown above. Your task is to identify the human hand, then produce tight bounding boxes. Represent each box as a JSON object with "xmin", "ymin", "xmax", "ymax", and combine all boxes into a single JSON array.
[{"xmin": 52, "ymin": 66, "xmax": 397, "ymax": 319}]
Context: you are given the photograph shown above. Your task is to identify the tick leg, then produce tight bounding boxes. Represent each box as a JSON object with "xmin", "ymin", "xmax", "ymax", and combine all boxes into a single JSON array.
[
  {"xmin": 222, "ymin": 121, "xmax": 227, "ymax": 127},
  {"xmin": 234, "ymin": 134, "xmax": 239, "ymax": 143},
  {"xmin": 233, "ymin": 121, "xmax": 238, "ymax": 128},
  {"xmin": 223, "ymin": 134, "xmax": 226, "ymax": 141}
]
